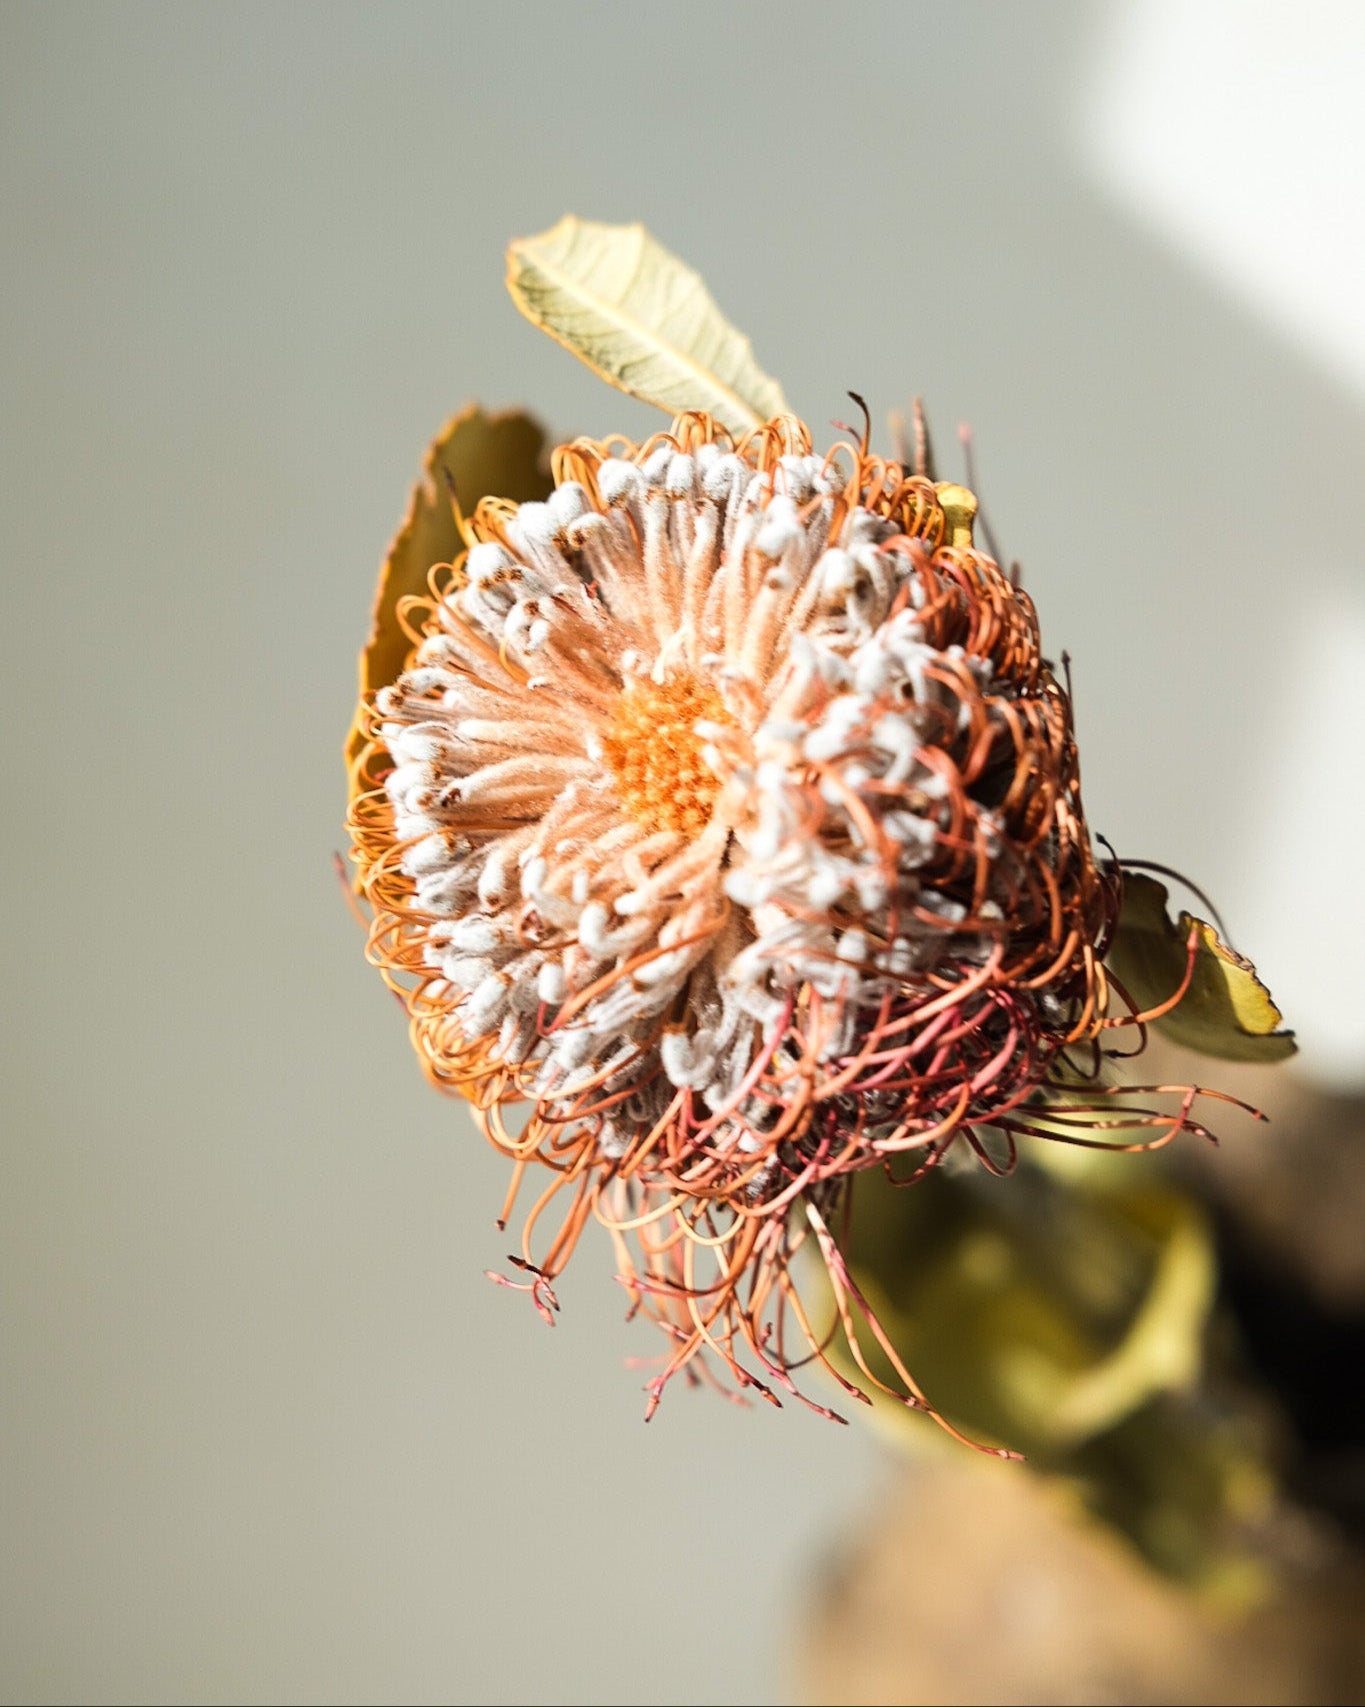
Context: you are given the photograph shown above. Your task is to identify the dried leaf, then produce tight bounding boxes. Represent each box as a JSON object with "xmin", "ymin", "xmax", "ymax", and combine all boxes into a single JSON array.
[
  {"xmin": 1107, "ymin": 874, "xmax": 1296, "ymax": 1063},
  {"xmin": 506, "ymin": 216, "xmax": 789, "ymax": 436},
  {"xmin": 345, "ymin": 405, "xmax": 552, "ymax": 802}
]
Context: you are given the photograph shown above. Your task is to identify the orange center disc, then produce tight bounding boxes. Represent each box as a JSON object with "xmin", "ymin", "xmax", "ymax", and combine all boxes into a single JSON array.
[{"xmin": 601, "ymin": 673, "xmax": 731, "ymax": 838}]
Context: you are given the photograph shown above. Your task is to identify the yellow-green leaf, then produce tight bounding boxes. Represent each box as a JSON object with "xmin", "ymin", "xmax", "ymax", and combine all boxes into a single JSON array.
[
  {"xmin": 1046, "ymin": 1188, "xmax": 1213, "ymax": 1442},
  {"xmin": 809, "ymin": 1166, "xmax": 1270, "ymax": 1595},
  {"xmin": 822, "ymin": 1169, "xmax": 1216, "ymax": 1460},
  {"xmin": 1107, "ymin": 874, "xmax": 1296, "ymax": 1063},
  {"xmin": 506, "ymin": 216, "xmax": 789, "ymax": 436},
  {"xmin": 345, "ymin": 405, "xmax": 552, "ymax": 803}
]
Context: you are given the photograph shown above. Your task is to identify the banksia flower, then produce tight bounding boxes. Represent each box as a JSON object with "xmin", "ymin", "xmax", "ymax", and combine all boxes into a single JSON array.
[{"xmin": 346, "ymin": 219, "xmax": 1292, "ymax": 1445}]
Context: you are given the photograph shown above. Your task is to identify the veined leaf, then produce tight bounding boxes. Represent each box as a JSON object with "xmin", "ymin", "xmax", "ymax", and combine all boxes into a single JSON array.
[
  {"xmin": 1107, "ymin": 873, "xmax": 1296, "ymax": 1063},
  {"xmin": 506, "ymin": 216, "xmax": 789, "ymax": 436},
  {"xmin": 345, "ymin": 405, "xmax": 552, "ymax": 806}
]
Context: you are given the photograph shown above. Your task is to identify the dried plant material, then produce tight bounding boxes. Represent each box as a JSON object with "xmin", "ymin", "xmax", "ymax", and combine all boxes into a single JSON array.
[
  {"xmin": 346, "ymin": 219, "xmax": 1294, "ymax": 1452},
  {"xmin": 1107, "ymin": 874, "xmax": 1295, "ymax": 1063},
  {"xmin": 345, "ymin": 407, "xmax": 551, "ymax": 804},
  {"xmin": 506, "ymin": 216, "xmax": 788, "ymax": 435},
  {"xmin": 347, "ymin": 408, "xmax": 1266, "ymax": 1445}
]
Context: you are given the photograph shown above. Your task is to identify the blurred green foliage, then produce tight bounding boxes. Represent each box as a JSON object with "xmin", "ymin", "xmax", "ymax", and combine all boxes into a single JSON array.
[{"xmin": 819, "ymin": 1152, "xmax": 1275, "ymax": 1604}]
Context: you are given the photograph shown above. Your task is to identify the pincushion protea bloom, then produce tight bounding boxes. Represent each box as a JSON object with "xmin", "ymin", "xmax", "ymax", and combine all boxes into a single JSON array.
[
  {"xmin": 350, "ymin": 408, "xmax": 1197, "ymax": 1441},
  {"xmin": 347, "ymin": 219, "xmax": 1291, "ymax": 1446}
]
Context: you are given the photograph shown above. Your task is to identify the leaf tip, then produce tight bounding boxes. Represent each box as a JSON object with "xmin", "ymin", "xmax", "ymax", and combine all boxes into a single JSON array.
[{"xmin": 1107, "ymin": 872, "xmax": 1297, "ymax": 1064}]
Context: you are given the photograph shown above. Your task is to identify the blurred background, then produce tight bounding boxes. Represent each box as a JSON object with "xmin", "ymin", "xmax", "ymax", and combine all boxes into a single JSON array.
[{"xmin": 2, "ymin": 3, "xmax": 1362, "ymax": 1702}]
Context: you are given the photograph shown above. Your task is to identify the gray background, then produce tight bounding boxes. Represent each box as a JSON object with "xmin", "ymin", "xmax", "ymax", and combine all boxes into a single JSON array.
[{"xmin": 3, "ymin": 3, "xmax": 1362, "ymax": 1703}]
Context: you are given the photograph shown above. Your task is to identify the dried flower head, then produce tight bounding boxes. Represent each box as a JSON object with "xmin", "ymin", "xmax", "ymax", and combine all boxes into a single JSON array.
[{"xmin": 347, "ymin": 220, "xmax": 1291, "ymax": 1445}]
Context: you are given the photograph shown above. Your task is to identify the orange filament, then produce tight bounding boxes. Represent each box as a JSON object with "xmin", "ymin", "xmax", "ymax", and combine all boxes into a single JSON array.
[{"xmin": 601, "ymin": 673, "xmax": 731, "ymax": 838}]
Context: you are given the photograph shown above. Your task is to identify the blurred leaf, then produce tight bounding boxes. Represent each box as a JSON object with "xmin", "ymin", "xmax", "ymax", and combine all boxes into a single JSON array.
[
  {"xmin": 828, "ymin": 1168, "xmax": 1216, "ymax": 1460},
  {"xmin": 345, "ymin": 405, "xmax": 552, "ymax": 804},
  {"xmin": 1047, "ymin": 1188, "xmax": 1213, "ymax": 1442},
  {"xmin": 1108, "ymin": 873, "xmax": 1296, "ymax": 1063},
  {"xmin": 506, "ymin": 216, "xmax": 789, "ymax": 435},
  {"xmin": 1067, "ymin": 1396, "xmax": 1276, "ymax": 1608},
  {"xmin": 816, "ymin": 1164, "xmax": 1271, "ymax": 1593}
]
